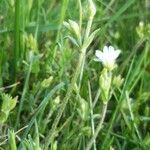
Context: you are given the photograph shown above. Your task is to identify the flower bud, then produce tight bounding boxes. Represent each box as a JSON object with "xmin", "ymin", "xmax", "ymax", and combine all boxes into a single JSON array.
[
  {"xmin": 81, "ymin": 126, "xmax": 91, "ymax": 137},
  {"xmin": 77, "ymin": 98, "xmax": 89, "ymax": 121},
  {"xmin": 112, "ymin": 75, "xmax": 124, "ymax": 88},
  {"xmin": 41, "ymin": 76, "xmax": 53, "ymax": 88},
  {"xmin": 136, "ymin": 21, "xmax": 145, "ymax": 38},
  {"xmin": 121, "ymin": 97, "xmax": 132, "ymax": 111},
  {"xmin": 63, "ymin": 20, "xmax": 81, "ymax": 40},
  {"xmin": 99, "ymin": 69, "xmax": 112, "ymax": 104},
  {"xmin": 26, "ymin": 34, "xmax": 37, "ymax": 50},
  {"xmin": 88, "ymin": 0, "xmax": 96, "ymax": 18},
  {"xmin": 50, "ymin": 96, "xmax": 60, "ymax": 111},
  {"xmin": 68, "ymin": 20, "xmax": 80, "ymax": 39}
]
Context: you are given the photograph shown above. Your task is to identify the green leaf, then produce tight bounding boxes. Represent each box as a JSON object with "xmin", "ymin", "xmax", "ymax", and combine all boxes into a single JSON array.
[
  {"xmin": 82, "ymin": 28, "xmax": 100, "ymax": 50},
  {"xmin": 0, "ymin": 93, "xmax": 17, "ymax": 123},
  {"xmin": 1, "ymin": 93, "xmax": 17, "ymax": 112},
  {"xmin": 8, "ymin": 130, "xmax": 17, "ymax": 150},
  {"xmin": 0, "ymin": 111, "xmax": 8, "ymax": 123}
]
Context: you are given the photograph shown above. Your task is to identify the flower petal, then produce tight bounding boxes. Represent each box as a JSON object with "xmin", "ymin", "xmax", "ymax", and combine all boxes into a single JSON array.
[
  {"xmin": 109, "ymin": 46, "xmax": 120, "ymax": 60},
  {"xmin": 108, "ymin": 46, "xmax": 115, "ymax": 53},
  {"xmin": 95, "ymin": 45, "xmax": 121, "ymax": 71},
  {"xmin": 114, "ymin": 50, "xmax": 121, "ymax": 59},
  {"xmin": 103, "ymin": 46, "xmax": 109, "ymax": 54},
  {"xmin": 95, "ymin": 50, "xmax": 104, "ymax": 62}
]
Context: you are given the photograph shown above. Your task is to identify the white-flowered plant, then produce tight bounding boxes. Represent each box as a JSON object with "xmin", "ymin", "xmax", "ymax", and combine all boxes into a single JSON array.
[
  {"xmin": 95, "ymin": 45, "xmax": 122, "ymax": 104},
  {"xmin": 95, "ymin": 45, "xmax": 121, "ymax": 71},
  {"xmin": 86, "ymin": 44, "xmax": 122, "ymax": 149}
]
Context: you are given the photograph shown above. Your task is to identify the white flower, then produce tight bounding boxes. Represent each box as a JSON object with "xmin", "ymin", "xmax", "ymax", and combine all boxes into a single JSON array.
[{"xmin": 95, "ymin": 45, "xmax": 121, "ymax": 70}]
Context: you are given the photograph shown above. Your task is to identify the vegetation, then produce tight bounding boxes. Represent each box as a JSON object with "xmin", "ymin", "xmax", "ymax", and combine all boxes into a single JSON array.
[{"xmin": 0, "ymin": 0, "xmax": 150, "ymax": 149}]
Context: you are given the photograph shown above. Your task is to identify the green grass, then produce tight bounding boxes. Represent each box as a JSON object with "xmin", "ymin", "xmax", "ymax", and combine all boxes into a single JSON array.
[{"xmin": 0, "ymin": 0, "xmax": 150, "ymax": 149}]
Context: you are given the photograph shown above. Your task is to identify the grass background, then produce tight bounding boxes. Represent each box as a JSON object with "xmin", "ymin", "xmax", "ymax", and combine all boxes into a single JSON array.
[{"xmin": 0, "ymin": 0, "xmax": 150, "ymax": 149}]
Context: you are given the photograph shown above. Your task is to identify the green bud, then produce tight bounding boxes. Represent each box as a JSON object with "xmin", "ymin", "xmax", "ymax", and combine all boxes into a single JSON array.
[
  {"xmin": 136, "ymin": 21, "xmax": 150, "ymax": 39},
  {"xmin": 81, "ymin": 126, "xmax": 91, "ymax": 137},
  {"xmin": 68, "ymin": 20, "xmax": 80, "ymax": 37},
  {"xmin": 114, "ymin": 31, "xmax": 120, "ymax": 39},
  {"xmin": 88, "ymin": 0, "xmax": 96, "ymax": 18},
  {"xmin": 50, "ymin": 96, "xmax": 60, "ymax": 111},
  {"xmin": 26, "ymin": 34, "xmax": 37, "ymax": 50},
  {"xmin": 77, "ymin": 98, "xmax": 89, "ymax": 121},
  {"xmin": 64, "ymin": 20, "xmax": 80, "ymax": 39},
  {"xmin": 121, "ymin": 97, "xmax": 132, "ymax": 111},
  {"xmin": 136, "ymin": 21, "xmax": 145, "ymax": 38},
  {"xmin": 112, "ymin": 75, "xmax": 124, "ymax": 88},
  {"xmin": 99, "ymin": 68, "xmax": 112, "ymax": 104},
  {"xmin": 54, "ymin": 96, "xmax": 60, "ymax": 105},
  {"xmin": 41, "ymin": 76, "xmax": 53, "ymax": 88}
]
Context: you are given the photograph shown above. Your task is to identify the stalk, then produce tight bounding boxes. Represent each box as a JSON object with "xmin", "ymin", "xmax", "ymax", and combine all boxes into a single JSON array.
[
  {"xmin": 79, "ymin": 16, "xmax": 94, "ymax": 89},
  {"xmin": 84, "ymin": 17, "xmax": 93, "ymax": 41},
  {"xmin": 13, "ymin": 0, "xmax": 20, "ymax": 80},
  {"xmin": 86, "ymin": 104, "xmax": 108, "ymax": 150},
  {"xmin": 88, "ymin": 81, "xmax": 97, "ymax": 150},
  {"xmin": 52, "ymin": 0, "xmax": 68, "ymax": 65},
  {"xmin": 15, "ymin": 62, "xmax": 32, "ymax": 129}
]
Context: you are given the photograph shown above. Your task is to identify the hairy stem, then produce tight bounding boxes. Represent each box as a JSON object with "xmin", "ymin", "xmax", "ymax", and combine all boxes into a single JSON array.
[
  {"xmin": 88, "ymin": 81, "xmax": 97, "ymax": 150},
  {"xmin": 86, "ymin": 103, "xmax": 108, "ymax": 150},
  {"xmin": 44, "ymin": 9, "xmax": 95, "ymax": 149}
]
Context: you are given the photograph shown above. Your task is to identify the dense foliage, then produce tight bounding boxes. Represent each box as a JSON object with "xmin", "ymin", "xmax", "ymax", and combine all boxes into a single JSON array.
[{"xmin": 0, "ymin": 0, "xmax": 150, "ymax": 149}]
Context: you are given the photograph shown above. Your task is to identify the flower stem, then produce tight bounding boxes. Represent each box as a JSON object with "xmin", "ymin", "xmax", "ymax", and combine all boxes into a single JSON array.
[
  {"xmin": 88, "ymin": 81, "xmax": 97, "ymax": 150},
  {"xmin": 79, "ymin": 16, "xmax": 93, "ymax": 89},
  {"xmin": 15, "ymin": 62, "xmax": 32, "ymax": 129},
  {"xmin": 13, "ymin": 0, "xmax": 20, "ymax": 81},
  {"xmin": 86, "ymin": 103, "xmax": 108, "ymax": 150}
]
